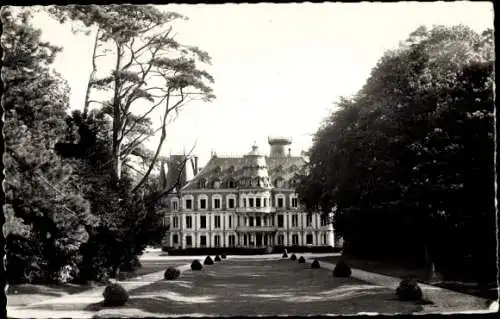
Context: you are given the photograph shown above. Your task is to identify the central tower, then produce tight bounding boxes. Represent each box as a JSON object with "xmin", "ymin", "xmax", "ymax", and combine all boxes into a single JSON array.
[{"xmin": 268, "ymin": 136, "xmax": 292, "ymax": 158}]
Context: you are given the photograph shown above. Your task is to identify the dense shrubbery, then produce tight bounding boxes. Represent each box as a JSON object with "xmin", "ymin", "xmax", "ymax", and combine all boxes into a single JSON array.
[
  {"xmin": 396, "ymin": 279, "xmax": 423, "ymax": 301},
  {"xmin": 214, "ymin": 255, "xmax": 221, "ymax": 262},
  {"xmin": 298, "ymin": 256, "xmax": 306, "ymax": 263},
  {"xmin": 311, "ymin": 259, "xmax": 321, "ymax": 269},
  {"xmin": 290, "ymin": 254, "xmax": 297, "ymax": 261},
  {"xmin": 282, "ymin": 252, "xmax": 288, "ymax": 258},
  {"xmin": 333, "ymin": 260, "xmax": 352, "ymax": 277},
  {"xmin": 103, "ymin": 283, "xmax": 129, "ymax": 306},
  {"xmin": 221, "ymin": 253, "xmax": 227, "ymax": 259},
  {"xmin": 164, "ymin": 267, "xmax": 181, "ymax": 280},
  {"xmin": 204, "ymin": 256, "xmax": 214, "ymax": 265},
  {"xmin": 191, "ymin": 259, "xmax": 203, "ymax": 271}
]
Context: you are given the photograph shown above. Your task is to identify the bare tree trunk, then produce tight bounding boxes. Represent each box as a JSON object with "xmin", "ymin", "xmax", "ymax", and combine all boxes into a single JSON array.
[{"xmin": 83, "ymin": 27, "xmax": 100, "ymax": 119}]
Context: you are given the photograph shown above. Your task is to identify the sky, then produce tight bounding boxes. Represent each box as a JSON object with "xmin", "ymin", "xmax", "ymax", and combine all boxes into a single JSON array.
[{"xmin": 29, "ymin": 2, "xmax": 493, "ymax": 167}]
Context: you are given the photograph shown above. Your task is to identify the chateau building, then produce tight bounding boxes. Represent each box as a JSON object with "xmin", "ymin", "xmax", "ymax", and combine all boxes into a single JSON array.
[{"xmin": 161, "ymin": 137, "xmax": 335, "ymax": 250}]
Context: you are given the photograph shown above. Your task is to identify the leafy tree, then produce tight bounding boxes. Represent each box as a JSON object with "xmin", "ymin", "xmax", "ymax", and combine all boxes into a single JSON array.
[
  {"xmin": 47, "ymin": 5, "xmax": 215, "ymax": 189},
  {"xmin": 299, "ymin": 25, "xmax": 495, "ymax": 282},
  {"xmin": 2, "ymin": 8, "xmax": 98, "ymax": 283}
]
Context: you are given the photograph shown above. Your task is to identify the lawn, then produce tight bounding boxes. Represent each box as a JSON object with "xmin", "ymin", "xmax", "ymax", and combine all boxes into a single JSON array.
[
  {"xmin": 317, "ymin": 255, "xmax": 498, "ymax": 301},
  {"xmin": 88, "ymin": 258, "xmax": 423, "ymax": 317}
]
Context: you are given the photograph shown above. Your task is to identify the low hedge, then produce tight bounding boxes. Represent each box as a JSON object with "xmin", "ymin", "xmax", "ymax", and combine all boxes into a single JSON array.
[
  {"xmin": 103, "ymin": 283, "xmax": 129, "ymax": 307},
  {"xmin": 191, "ymin": 259, "xmax": 203, "ymax": 271},
  {"xmin": 290, "ymin": 254, "xmax": 297, "ymax": 261},
  {"xmin": 164, "ymin": 267, "xmax": 181, "ymax": 280},
  {"xmin": 221, "ymin": 253, "xmax": 227, "ymax": 259},
  {"xmin": 163, "ymin": 245, "xmax": 340, "ymax": 255}
]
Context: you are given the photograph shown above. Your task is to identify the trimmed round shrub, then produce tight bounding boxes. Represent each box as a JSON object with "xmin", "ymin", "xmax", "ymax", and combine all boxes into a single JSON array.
[
  {"xmin": 290, "ymin": 254, "xmax": 297, "ymax": 261},
  {"xmin": 396, "ymin": 278, "xmax": 423, "ymax": 301},
  {"xmin": 282, "ymin": 252, "xmax": 288, "ymax": 258},
  {"xmin": 298, "ymin": 256, "xmax": 306, "ymax": 263},
  {"xmin": 221, "ymin": 253, "xmax": 227, "ymax": 259},
  {"xmin": 311, "ymin": 259, "xmax": 321, "ymax": 269},
  {"xmin": 214, "ymin": 255, "xmax": 222, "ymax": 262},
  {"xmin": 164, "ymin": 267, "xmax": 181, "ymax": 280},
  {"xmin": 333, "ymin": 260, "xmax": 352, "ymax": 277},
  {"xmin": 103, "ymin": 283, "xmax": 129, "ymax": 307},
  {"xmin": 191, "ymin": 259, "xmax": 203, "ymax": 271},
  {"xmin": 204, "ymin": 256, "xmax": 214, "ymax": 265}
]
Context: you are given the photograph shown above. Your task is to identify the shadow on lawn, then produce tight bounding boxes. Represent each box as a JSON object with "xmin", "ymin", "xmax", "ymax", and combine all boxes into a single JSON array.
[{"xmin": 95, "ymin": 259, "xmax": 424, "ymax": 316}]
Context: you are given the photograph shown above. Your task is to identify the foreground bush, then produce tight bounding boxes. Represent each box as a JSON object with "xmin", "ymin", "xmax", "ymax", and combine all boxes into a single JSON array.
[
  {"xmin": 214, "ymin": 255, "xmax": 221, "ymax": 262},
  {"xmin": 282, "ymin": 252, "xmax": 288, "ymax": 258},
  {"xmin": 298, "ymin": 256, "xmax": 306, "ymax": 263},
  {"xmin": 164, "ymin": 267, "xmax": 181, "ymax": 280},
  {"xmin": 311, "ymin": 259, "xmax": 320, "ymax": 269},
  {"xmin": 396, "ymin": 278, "xmax": 423, "ymax": 301},
  {"xmin": 191, "ymin": 259, "xmax": 203, "ymax": 271},
  {"xmin": 333, "ymin": 260, "xmax": 351, "ymax": 277},
  {"xmin": 204, "ymin": 256, "xmax": 214, "ymax": 265},
  {"xmin": 290, "ymin": 254, "xmax": 297, "ymax": 261},
  {"xmin": 221, "ymin": 252, "xmax": 227, "ymax": 259},
  {"xmin": 103, "ymin": 283, "xmax": 129, "ymax": 306}
]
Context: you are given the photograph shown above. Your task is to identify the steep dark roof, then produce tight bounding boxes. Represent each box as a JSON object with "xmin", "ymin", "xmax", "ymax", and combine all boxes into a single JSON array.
[{"xmin": 181, "ymin": 155, "xmax": 306, "ymax": 191}]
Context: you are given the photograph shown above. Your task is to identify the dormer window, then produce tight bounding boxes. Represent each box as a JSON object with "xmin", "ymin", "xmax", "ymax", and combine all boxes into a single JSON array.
[
  {"xmin": 213, "ymin": 179, "xmax": 221, "ymax": 189},
  {"xmin": 199, "ymin": 178, "xmax": 207, "ymax": 188},
  {"xmin": 275, "ymin": 178, "xmax": 284, "ymax": 188},
  {"xmin": 228, "ymin": 179, "xmax": 235, "ymax": 188}
]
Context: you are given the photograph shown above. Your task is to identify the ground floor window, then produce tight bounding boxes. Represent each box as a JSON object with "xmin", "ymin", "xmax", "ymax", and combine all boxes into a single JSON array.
[
  {"xmin": 229, "ymin": 235, "xmax": 235, "ymax": 247},
  {"xmin": 244, "ymin": 234, "xmax": 247, "ymax": 246},
  {"xmin": 292, "ymin": 234, "xmax": 299, "ymax": 245},
  {"xmin": 323, "ymin": 234, "xmax": 327, "ymax": 245},
  {"xmin": 306, "ymin": 234, "xmax": 313, "ymax": 245},
  {"xmin": 214, "ymin": 235, "xmax": 220, "ymax": 247},
  {"xmin": 278, "ymin": 235, "xmax": 284, "ymax": 245},
  {"xmin": 186, "ymin": 235, "xmax": 192, "ymax": 247},
  {"xmin": 200, "ymin": 235, "xmax": 207, "ymax": 247},
  {"xmin": 173, "ymin": 234, "xmax": 178, "ymax": 245}
]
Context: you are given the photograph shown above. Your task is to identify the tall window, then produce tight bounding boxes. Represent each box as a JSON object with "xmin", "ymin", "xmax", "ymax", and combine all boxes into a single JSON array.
[
  {"xmin": 292, "ymin": 234, "xmax": 299, "ymax": 245},
  {"xmin": 214, "ymin": 198, "xmax": 221, "ymax": 209},
  {"xmin": 321, "ymin": 216, "xmax": 327, "ymax": 226},
  {"xmin": 229, "ymin": 235, "xmax": 235, "ymax": 247},
  {"xmin": 306, "ymin": 234, "xmax": 313, "ymax": 245},
  {"xmin": 185, "ymin": 199, "xmax": 193, "ymax": 210},
  {"xmin": 322, "ymin": 234, "xmax": 327, "ymax": 245},
  {"xmin": 172, "ymin": 200, "xmax": 178, "ymax": 210},
  {"xmin": 173, "ymin": 216, "xmax": 179, "ymax": 228},
  {"xmin": 306, "ymin": 214, "xmax": 312, "ymax": 227},
  {"xmin": 244, "ymin": 234, "xmax": 248, "ymax": 246},
  {"xmin": 249, "ymin": 198, "xmax": 254, "ymax": 207},
  {"xmin": 186, "ymin": 235, "xmax": 192, "ymax": 247},
  {"xmin": 200, "ymin": 235, "xmax": 207, "ymax": 247},
  {"xmin": 186, "ymin": 216, "xmax": 193, "ymax": 229},
  {"xmin": 278, "ymin": 235, "xmax": 284, "ymax": 245},
  {"xmin": 173, "ymin": 234, "xmax": 178, "ymax": 244},
  {"xmin": 291, "ymin": 198, "xmax": 298, "ymax": 208},
  {"xmin": 214, "ymin": 235, "xmax": 220, "ymax": 247},
  {"xmin": 292, "ymin": 214, "xmax": 298, "ymax": 227},
  {"xmin": 243, "ymin": 198, "xmax": 247, "ymax": 208},
  {"xmin": 200, "ymin": 198, "xmax": 207, "ymax": 210},
  {"xmin": 277, "ymin": 215, "xmax": 284, "ymax": 228},
  {"xmin": 256, "ymin": 198, "xmax": 261, "ymax": 208},
  {"xmin": 214, "ymin": 215, "xmax": 221, "ymax": 228},
  {"xmin": 228, "ymin": 216, "xmax": 232, "ymax": 228},
  {"xmin": 263, "ymin": 198, "xmax": 268, "ymax": 207},
  {"xmin": 277, "ymin": 197, "xmax": 284, "ymax": 208},
  {"xmin": 256, "ymin": 216, "xmax": 261, "ymax": 227},
  {"xmin": 263, "ymin": 216, "xmax": 267, "ymax": 226},
  {"xmin": 228, "ymin": 198, "xmax": 235, "ymax": 209},
  {"xmin": 200, "ymin": 216, "xmax": 207, "ymax": 229},
  {"xmin": 249, "ymin": 216, "xmax": 254, "ymax": 227}
]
